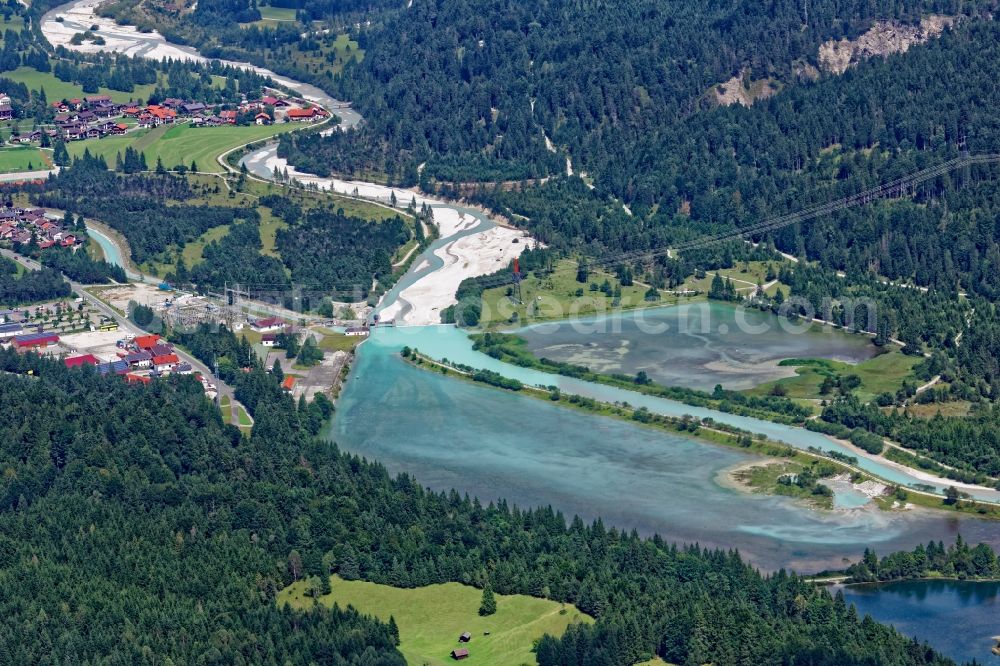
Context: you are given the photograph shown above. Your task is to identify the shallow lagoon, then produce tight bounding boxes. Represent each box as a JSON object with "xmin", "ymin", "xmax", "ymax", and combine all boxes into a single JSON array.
[
  {"xmin": 328, "ymin": 333, "xmax": 1000, "ymax": 572},
  {"xmin": 516, "ymin": 301, "xmax": 877, "ymax": 391},
  {"xmin": 840, "ymin": 580, "xmax": 1000, "ymax": 664}
]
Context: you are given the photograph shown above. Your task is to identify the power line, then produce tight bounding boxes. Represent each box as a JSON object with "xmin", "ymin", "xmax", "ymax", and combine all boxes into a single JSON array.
[{"xmin": 467, "ymin": 152, "xmax": 1000, "ymax": 292}]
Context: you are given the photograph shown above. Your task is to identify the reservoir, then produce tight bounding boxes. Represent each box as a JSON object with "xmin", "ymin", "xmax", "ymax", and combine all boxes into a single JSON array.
[
  {"xmin": 328, "ymin": 331, "xmax": 1000, "ymax": 572},
  {"xmin": 840, "ymin": 580, "xmax": 1000, "ymax": 664}
]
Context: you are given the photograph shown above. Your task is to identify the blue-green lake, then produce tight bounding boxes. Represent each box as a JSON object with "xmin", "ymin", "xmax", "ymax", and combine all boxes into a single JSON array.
[
  {"xmin": 328, "ymin": 330, "xmax": 1000, "ymax": 572},
  {"xmin": 840, "ymin": 580, "xmax": 1000, "ymax": 664}
]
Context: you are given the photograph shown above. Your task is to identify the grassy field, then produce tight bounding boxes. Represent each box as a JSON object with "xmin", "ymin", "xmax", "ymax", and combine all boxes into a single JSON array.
[
  {"xmin": 680, "ymin": 260, "xmax": 779, "ymax": 295},
  {"xmin": 0, "ymin": 13, "xmax": 25, "ymax": 33},
  {"xmin": 67, "ymin": 122, "xmax": 300, "ymax": 172},
  {"xmin": 258, "ymin": 209, "xmax": 286, "ymax": 258},
  {"xmin": 235, "ymin": 403, "xmax": 252, "ymax": 428},
  {"xmin": 4, "ymin": 67, "xmax": 156, "ymax": 104},
  {"xmin": 279, "ymin": 575, "xmax": 591, "ymax": 666},
  {"xmin": 745, "ymin": 350, "xmax": 920, "ymax": 404},
  {"xmin": 144, "ymin": 223, "xmax": 232, "ymax": 275},
  {"xmin": 0, "ymin": 146, "xmax": 51, "ymax": 173},
  {"xmin": 479, "ymin": 258, "xmax": 694, "ymax": 327},
  {"xmin": 897, "ymin": 400, "xmax": 972, "ymax": 418},
  {"xmin": 242, "ymin": 5, "xmax": 297, "ymax": 27},
  {"xmin": 315, "ymin": 329, "xmax": 360, "ymax": 352}
]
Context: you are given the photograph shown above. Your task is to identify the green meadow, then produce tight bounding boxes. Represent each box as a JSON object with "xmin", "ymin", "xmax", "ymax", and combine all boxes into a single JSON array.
[
  {"xmin": 279, "ymin": 575, "xmax": 592, "ymax": 666},
  {"xmin": 3, "ymin": 66, "xmax": 155, "ymax": 104},
  {"xmin": 67, "ymin": 121, "xmax": 300, "ymax": 172},
  {"xmin": 0, "ymin": 145, "xmax": 50, "ymax": 173}
]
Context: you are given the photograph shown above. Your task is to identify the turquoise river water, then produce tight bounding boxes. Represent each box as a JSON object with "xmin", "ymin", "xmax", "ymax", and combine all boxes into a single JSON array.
[{"xmin": 327, "ymin": 324, "xmax": 1000, "ymax": 572}]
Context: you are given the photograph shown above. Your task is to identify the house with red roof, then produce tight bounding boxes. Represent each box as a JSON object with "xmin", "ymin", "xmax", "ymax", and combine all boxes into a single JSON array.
[
  {"xmin": 13, "ymin": 332, "xmax": 59, "ymax": 351},
  {"xmin": 64, "ymin": 353, "xmax": 100, "ymax": 368},
  {"xmin": 152, "ymin": 353, "xmax": 179, "ymax": 371},
  {"xmin": 133, "ymin": 334, "xmax": 160, "ymax": 350},
  {"xmin": 286, "ymin": 107, "xmax": 317, "ymax": 121},
  {"xmin": 250, "ymin": 317, "xmax": 284, "ymax": 333}
]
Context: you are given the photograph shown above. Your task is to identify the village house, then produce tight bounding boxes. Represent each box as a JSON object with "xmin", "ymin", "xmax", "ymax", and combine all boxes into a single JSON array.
[
  {"xmin": 98, "ymin": 359, "xmax": 129, "ymax": 376},
  {"xmin": 152, "ymin": 353, "xmax": 179, "ymax": 372},
  {"xmin": 250, "ymin": 317, "xmax": 285, "ymax": 333},
  {"xmin": 146, "ymin": 105, "xmax": 177, "ymax": 124},
  {"xmin": 255, "ymin": 112, "xmax": 271, "ymax": 125},
  {"xmin": 124, "ymin": 350, "xmax": 153, "ymax": 368},
  {"xmin": 286, "ymin": 107, "xmax": 318, "ymax": 121},
  {"xmin": 219, "ymin": 110, "xmax": 237, "ymax": 124},
  {"xmin": 133, "ymin": 334, "xmax": 160, "ymax": 350}
]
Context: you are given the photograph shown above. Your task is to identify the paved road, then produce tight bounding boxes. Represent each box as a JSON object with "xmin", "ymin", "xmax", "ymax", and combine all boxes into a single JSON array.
[
  {"xmin": 1, "ymin": 248, "xmax": 240, "ymax": 419},
  {"xmin": 0, "ymin": 168, "xmax": 59, "ymax": 182}
]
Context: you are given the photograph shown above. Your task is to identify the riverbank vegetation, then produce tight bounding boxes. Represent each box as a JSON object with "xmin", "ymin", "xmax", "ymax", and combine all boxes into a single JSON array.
[
  {"xmin": 14, "ymin": 153, "xmax": 415, "ymax": 306},
  {"xmin": 732, "ymin": 461, "xmax": 839, "ymax": 510},
  {"xmin": 399, "ymin": 346, "xmax": 867, "ymax": 494}
]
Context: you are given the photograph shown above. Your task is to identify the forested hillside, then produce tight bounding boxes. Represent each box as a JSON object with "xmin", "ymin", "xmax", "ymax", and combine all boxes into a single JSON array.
[{"xmin": 0, "ymin": 348, "xmax": 960, "ymax": 665}]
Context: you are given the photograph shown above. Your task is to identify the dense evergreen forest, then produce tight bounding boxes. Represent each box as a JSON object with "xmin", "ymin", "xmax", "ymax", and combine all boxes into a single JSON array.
[
  {"xmin": 846, "ymin": 538, "xmax": 999, "ymax": 582},
  {"xmin": 275, "ymin": 206, "xmax": 408, "ymax": 296},
  {"xmin": 0, "ymin": 347, "xmax": 962, "ymax": 665},
  {"xmin": 34, "ymin": 154, "xmax": 243, "ymax": 264},
  {"xmin": 0, "ymin": 254, "xmax": 70, "ymax": 304}
]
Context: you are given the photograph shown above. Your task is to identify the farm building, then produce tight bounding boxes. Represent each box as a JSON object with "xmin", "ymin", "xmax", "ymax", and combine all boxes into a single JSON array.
[
  {"xmin": 450, "ymin": 648, "xmax": 469, "ymax": 660},
  {"xmin": 13, "ymin": 332, "xmax": 59, "ymax": 351}
]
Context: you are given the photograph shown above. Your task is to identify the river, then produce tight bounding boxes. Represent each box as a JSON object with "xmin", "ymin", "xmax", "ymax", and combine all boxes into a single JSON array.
[{"xmin": 40, "ymin": 1, "xmax": 1000, "ymax": 649}]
